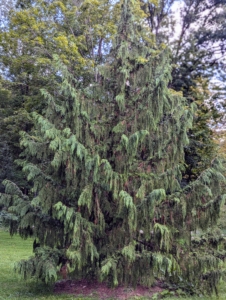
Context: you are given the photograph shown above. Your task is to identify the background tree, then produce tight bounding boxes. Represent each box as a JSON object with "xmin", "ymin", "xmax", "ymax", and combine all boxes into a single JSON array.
[
  {"xmin": 1, "ymin": 0, "xmax": 226, "ymax": 294},
  {"xmin": 0, "ymin": 75, "xmax": 32, "ymax": 193},
  {"xmin": 142, "ymin": 0, "xmax": 226, "ymax": 180},
  {"xmin": 0, "ymin": 0, "xmax": 120, "ymax": 192}
]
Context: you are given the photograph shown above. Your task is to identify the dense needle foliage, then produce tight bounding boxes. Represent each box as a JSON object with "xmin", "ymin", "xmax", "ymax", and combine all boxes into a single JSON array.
[{"xmin": 1, "ymin": 0, "xmax": 226, "ymax": 295}]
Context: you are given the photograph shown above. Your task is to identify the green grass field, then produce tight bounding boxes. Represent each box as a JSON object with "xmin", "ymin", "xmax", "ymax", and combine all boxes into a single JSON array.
[{"xmin": 0, "ymin": 228, "xmax": 225, "ymax": 300}]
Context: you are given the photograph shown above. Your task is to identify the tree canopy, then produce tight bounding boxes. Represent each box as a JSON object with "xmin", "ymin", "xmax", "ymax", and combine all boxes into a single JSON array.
[
  {"xmin": 0, "ymin": 0, "xmax": 226, "ymax": 295},
  {"xmin": 142, "ymin": 0, "xmax": 226, "ymax": 179}
]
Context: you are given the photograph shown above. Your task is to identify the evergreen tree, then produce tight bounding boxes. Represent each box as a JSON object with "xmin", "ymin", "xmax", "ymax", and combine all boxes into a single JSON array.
[
  {"xmin": 0, "ymin": 0, "xmax": 226, "ymax": 294},
  {"xmin": 0, "ymin": 77, "xmax": 30, "ymax": 194},
  {"xmin": 0, "ymin": 0, "xmax": 119, "ymax": 192},
  {"xmin": 143, "ymin": 0, "xmax": 226, "ymax": 180}
]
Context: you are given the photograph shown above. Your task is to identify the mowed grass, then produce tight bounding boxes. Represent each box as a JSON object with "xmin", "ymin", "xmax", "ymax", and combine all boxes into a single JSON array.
[{"xmin": 0, "ymin": 228, "xmax": 226, "ymax": 300}]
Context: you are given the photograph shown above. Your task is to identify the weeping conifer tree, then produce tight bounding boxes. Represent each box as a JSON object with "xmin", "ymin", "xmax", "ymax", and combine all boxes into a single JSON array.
[{"xmin": 1, "ymin": 0, "xmax": 226, "ymax": 294}]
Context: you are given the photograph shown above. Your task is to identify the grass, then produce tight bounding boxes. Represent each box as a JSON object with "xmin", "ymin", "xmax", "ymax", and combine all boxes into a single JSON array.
[{"xmin": 0, "ymin": 228, "xmax": 226, "ymax": 300}]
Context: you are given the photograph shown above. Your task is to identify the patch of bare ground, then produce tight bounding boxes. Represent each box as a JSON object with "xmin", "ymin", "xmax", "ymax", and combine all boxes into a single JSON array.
[{"xmin": 54, "ymin": 279, "xmax": 163, "ymax": 299}]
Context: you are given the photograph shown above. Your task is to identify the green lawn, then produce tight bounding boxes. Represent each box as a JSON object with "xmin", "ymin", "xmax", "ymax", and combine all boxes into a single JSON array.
[{"xmin": 0, "ymin": 228, "xmax": 225, "ymax": 300}]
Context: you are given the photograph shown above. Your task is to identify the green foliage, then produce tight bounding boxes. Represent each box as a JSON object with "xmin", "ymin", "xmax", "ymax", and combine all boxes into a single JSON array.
[
  {"xmin": 0, "ymin": 0, "xmax": 225, "ymax": 296},
  {"xmin": 142, "ymin": 0, "xmax": 226, "ymax": 181},
  {"xmin": 16, "ymin": 247, "xmax": 60, "ymax": 283},
  {"xmin": 3, "ymin": 229, "xmax": 226, "ymax": 300},
  {"xmin": 0, "ymin": 77, "xmax": 30, "ymax": 193},
  {"xmin": 0, "ymin": 0, "xmax": 120, "ymax": 195},
  {"xmin": 0, "ymin": 229, "xmax": 97, "ymax": 299}
]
